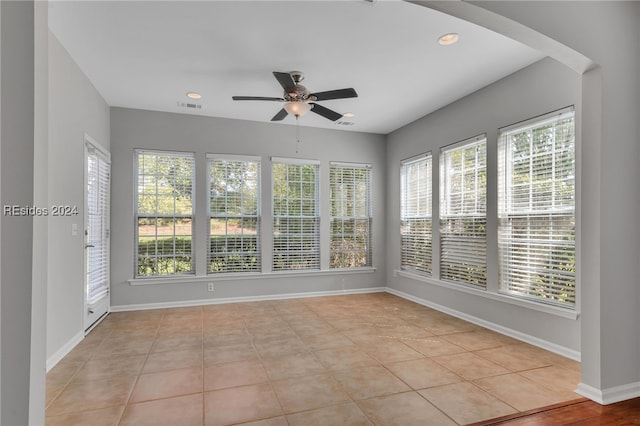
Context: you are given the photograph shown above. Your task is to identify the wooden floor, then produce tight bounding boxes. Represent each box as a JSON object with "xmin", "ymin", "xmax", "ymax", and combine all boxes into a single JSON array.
[{"xmin": 471, "ymin": 397, "xmax": 640, "ymax": 425}]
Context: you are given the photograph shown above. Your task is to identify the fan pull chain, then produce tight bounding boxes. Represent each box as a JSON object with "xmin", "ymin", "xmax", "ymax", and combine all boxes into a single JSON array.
[{"xmin": 296, "ymin": 116, "xmax": 300, "ymax": 153}]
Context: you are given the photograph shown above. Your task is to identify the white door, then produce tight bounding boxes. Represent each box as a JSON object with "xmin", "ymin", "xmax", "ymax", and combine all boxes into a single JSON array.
[{"xmin": 84, "ymin": 137, "xmax": 111, "ymax": 332}]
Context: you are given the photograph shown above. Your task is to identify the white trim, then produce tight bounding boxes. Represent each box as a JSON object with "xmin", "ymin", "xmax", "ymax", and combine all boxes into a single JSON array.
[
  {"xmin": 84, "ymin": 133, "xmax": 110, "ymax": 161},
  {"xmin": 134, "ymin": 148, "xmax": 194, "ymax": 158},
  {"xmin": 400, "ymin": 151, "xmax": 431, "ymax": 166},
  {"xmin": 111, "ymin": 286, "xmax": 385, "ymax": 312},
  {"xmin": 386, "ymin": 286, "xmax": 581, "ymax": 361},
  {"xmin": 576, "ymin": 381, "xmax": 640, "ymax": 405},
  {"xmin": 206, "ymin": 153, "xmax": 261, "ymax": 162},
  {"xmin": 396, "ymin": 269, "xmax": 579, "ymax": 320},
  {"xmin": 499, "ymin": 105, "xmax": 575, "ymax": 133},
  {"xmin": 440, "ymin": 133, "xmax": 487, "ymax": 153},
  {"xmin": 271, "ymin": 156, "xmax": 320, "ymax": 165},
  {"xmin": 329, "ymin": 161, "xmax": 372, "ymax": 169},
  {"xmin": 129, "ymin": 267, "xmax": 376, "ymax": 285},
  {"xmin": 46, "ymin": 331, "xmax": 84, "ymax": 372},
  {"xmin": 84, "ymin": 136, "xmax": 111, "ymax": 331}
]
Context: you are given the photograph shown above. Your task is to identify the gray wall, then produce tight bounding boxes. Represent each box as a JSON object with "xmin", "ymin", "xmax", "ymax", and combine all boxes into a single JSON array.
[
  {"xmin": 47, "ymin": 33, "xmax": 110, "ymax": 359},
  {"xmin": 110, "ymin": 108, "xmax": 387, "ymax": 307},
  {"xmin": 1, "ymin": 2, "xmax": 34, "ymax": 424},
  {"xmin": 31, "ymin": 1, "xmax": 48, "ymax": 423},
  {"xmin": 386, "ymin": 57, "xmax": 582, "ymax": 353}
]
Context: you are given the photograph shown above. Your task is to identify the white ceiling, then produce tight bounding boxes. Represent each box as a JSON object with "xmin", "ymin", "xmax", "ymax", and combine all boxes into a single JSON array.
[{"xmin": 48, "ymin": 0, "xmax": 544, "ymax": 135}]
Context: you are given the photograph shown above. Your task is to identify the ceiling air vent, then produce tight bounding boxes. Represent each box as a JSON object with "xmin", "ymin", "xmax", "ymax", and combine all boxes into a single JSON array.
[
  {"xmin": 336, "ymin": 120, "xmax": 355, "ymax": 126},
  {"xmin": 177, "ymin": 101, "xmax": 202, "ymax": 110}
]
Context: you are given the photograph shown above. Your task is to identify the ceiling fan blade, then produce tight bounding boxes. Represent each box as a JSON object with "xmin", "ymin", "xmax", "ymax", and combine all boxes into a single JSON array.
[
  {"xmin": 273, "ymin": 72, "xmax": 296, "ymax": 92},
  {"xmin": 310, "ymin": 103, "xmax": 343, "ymax": 121},
  {"xmin": 271, "ymin": 108, "xmax": 288, "ymax": 121},
  {"xmin": 310, "ymin": 88, "xmax": 358, "ymax": 101},
  {"xmin": 232, "ymin": 96, "xmax": 284, "ymax": 101}
]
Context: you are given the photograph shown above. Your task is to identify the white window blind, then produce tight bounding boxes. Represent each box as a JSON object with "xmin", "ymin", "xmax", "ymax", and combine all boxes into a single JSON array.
[
  {"xmin": 208, "ymin": 155, "xmax": 261, "ymax": 273},
  {"xmin": 440, "ymin": 136, "xmax": 487, "ymax": 287},
  {"xmin": 272, "ymin": 159, "xmax": 320, "ymax": 271},
  {"xmin": 400, "ymin": 153, "xmax": 432, "ymax": 275},
  {"xmin": 135, "ymin": 150, "xmax": 195, "ymax": 277},
  {"xmin": 498, "ymin": 107, "xmax": 576, "ymax": 307},
  {"xmin": 86, "ymin": 147, "xmax": 110, "ymax": 303},
  {"xmin": 329, "ymin": 162, "xmax": 372, "ymax": 268}
]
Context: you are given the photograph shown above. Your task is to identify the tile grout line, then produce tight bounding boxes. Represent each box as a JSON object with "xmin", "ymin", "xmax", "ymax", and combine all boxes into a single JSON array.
[
  {"xmin": 116, "ymin": 311, "xmax": 163, "ymax": 426},
  {"xmin": 244, "ymin": 312, "xmax": 290, "ymax": 425},
  {"xmin": 45, "ymin": 320, "xmax": 117, "ymax": 417}
]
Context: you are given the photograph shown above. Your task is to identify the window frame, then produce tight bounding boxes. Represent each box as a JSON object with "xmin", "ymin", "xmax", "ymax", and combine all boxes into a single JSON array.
[
  {"xmin": 271, "ymin": 157, "xmax": 321, "ymax": 272},
  {"xmin": 134, "ymin": 149, "xmax": 196, "ymax": 278},
  {"xmin": 400, "ymin": 152, "xmax": 433, "ymax": 275},
  {"xmin": 207, "ymin": 154, "xmax": 262, "ymax": 274},
  {"xmin": 329, "ymin": 161, "xmax": 373, "ymax": 269},
  {"xmin": 439, "ymin": 135, "xmax": 487, "ymax": 288},
  {"xmin": 498, "ymin": 106, "xmax": 576, "ymax": 308}
]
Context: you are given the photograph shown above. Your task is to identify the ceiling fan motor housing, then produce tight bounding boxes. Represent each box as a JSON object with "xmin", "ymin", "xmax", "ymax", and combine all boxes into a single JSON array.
[
  {"xmin": 285, "ymin": 71, "xmax": 317, "ymax": 102},
  {"xmin": 286, "ymin": 84, "xmax": 311, "ymax": 101}
]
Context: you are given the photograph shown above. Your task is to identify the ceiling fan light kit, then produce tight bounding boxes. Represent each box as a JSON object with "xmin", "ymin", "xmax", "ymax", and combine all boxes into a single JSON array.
[
  {"xmin": 232, "ymin": 71, "xmax": 358, "ymax": 122},
  {"xmin": 284, "ymin": 101, "xmax": 312, "ymax": 117}
]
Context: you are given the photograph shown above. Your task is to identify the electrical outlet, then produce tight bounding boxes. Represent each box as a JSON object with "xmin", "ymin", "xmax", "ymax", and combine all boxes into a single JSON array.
[{"xmin": 207, "ymin": 283, "xmax": 214, "ymax": 292}]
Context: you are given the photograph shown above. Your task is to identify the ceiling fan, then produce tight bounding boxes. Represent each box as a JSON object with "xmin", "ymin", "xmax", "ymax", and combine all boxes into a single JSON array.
[{"xmin": 232, "ymin": 71, "xmax": 358, "ymax": 122}]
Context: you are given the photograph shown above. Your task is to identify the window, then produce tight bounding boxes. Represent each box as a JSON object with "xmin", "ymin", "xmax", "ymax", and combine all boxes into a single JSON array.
[
  {"xmin": 440, "ymin": 136, "xmax": 487, "ymax": 287},
  {"xmin": 135, "ymin": 150, "xmax": 195, "ymax": 277},
  {"xmin": 498, "ymin": 107, "xmax": 575, "ymax": 307},
  {"xmin": 400, "ymin": 153, "xmax": 432, "ymax": 275},
  {"xmin": 208, "ymin": 155, "xmax": 261, "ymax": 273},
  {"xmin": 272, "ymin": 158, "xmax": 320, "ymax": 271},
  {"xmin": 329, "ymin": 162, "xmax": 372, "ymax": 268}
]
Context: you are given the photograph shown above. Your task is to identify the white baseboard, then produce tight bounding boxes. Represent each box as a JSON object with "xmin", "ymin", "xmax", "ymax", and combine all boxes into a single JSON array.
[
  {"xmin": 46, "ymin": 331, "xmax": 84, "ymax": 372},
  {"xmin": 110, "ymin": 286, "xmax": 386, "ymax": 312},
  {"xmin": 385, "ymin": 287, "xmax": 581, "ymax": 361},
  {"xmin": 576, "ymin": 381, "xmax": 640, "ymax": 405}
]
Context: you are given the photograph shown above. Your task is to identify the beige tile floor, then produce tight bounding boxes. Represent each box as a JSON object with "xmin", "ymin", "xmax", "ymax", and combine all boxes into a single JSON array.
[{"xmin": 46, "ymin": 293, "xmax": 581, "ymax": 426}]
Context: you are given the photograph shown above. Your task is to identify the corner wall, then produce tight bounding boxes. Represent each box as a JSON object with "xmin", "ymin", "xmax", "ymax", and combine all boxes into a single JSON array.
[
  {"xmin": 386, "ymin": 57, "xmax": 582, "ymax": 354},
  {"xmin": 110, "ymin": 108, "xmax": 387, "ymax": 308}
]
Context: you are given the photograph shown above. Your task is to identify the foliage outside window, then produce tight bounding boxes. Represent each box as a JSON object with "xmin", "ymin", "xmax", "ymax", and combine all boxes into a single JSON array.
[
  {"xmin": 135, "ymin": 150, "xmax": 194, "ymax": 277},
  {"xmin": 329, "ymin": 163, "xmax": 372, "ymax": 268},
  {"xmin": 208, "ymin": 155, "xmax": 261, "ymax": 273},
  {"xmin": 272, "ymin": 158, "xmax": 320, "ymax": 271},
  {"xmin": 440, "ymin": 136, "xmax": 487, "ymax": 287},
  {"xmin": 400, "ymin": 153, "xmax": 432, "ymax": 275},
  {"xmin": 498, "ymin": 108, "xmax": 576, "ymax": 307}
]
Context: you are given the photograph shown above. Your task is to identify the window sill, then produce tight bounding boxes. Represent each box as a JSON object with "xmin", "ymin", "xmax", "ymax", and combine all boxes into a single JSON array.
[
  {"xmin": 395, "ymin": 269, "xmax": 579, "ymax": 320},
  {"xmin": 129, "ymin": 267, "xmax": 376, "ymax": 286}
]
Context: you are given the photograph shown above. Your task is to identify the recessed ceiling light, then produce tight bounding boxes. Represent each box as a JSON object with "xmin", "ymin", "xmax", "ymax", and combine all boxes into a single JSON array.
[
  {"xmin": 438, "ymin": 33, "xmax": 459, "ymax": 46},
  {"xmin": 186, "ymin": 91, "xmax": 202, "ymax": 99},
  {"xmin": 343, "ymin": 112, "xmax": 355, "ymax": 118}
]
